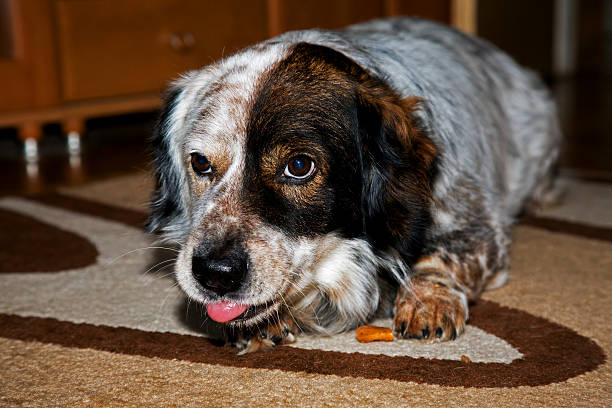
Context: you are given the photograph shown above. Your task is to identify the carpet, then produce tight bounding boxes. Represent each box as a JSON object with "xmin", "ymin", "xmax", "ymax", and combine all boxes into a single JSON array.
[{"xmin": 0, "ymin": 173, "xmax": 610, "ymax": 407}]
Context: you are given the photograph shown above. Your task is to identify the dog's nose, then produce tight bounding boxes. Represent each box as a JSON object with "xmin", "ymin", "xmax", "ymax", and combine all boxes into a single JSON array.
[{"xmin": 191, "ymin": 242, "xmax": 248, "ymax": 297}]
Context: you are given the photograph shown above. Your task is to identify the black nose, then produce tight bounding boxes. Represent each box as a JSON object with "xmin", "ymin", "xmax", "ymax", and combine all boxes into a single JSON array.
[{"xmin": 191, "ymin": 240, "xmax": 248, "ymax": 296}]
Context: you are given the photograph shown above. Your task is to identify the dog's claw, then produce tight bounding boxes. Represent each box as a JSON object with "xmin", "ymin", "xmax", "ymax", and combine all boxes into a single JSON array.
[
  {"xmin": 422, "ymin": 326, "xmax": 430, "ymax": 339},
  {"xmin": 235, "ymin": 315, "xmax": 299, "ymax": 353},
  {"xmin": 399, "ymin": 321, "xmax": 407, "ymax": 337},
  {"xmin": 393, "ymin": 281, "xmax": 468, "ymax": 342}
]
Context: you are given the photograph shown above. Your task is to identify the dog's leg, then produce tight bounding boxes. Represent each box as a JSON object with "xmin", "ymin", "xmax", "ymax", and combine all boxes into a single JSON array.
[
  {"xmin": 393, "ymin": 226, "xmax": 509, "ymax": 341},
  {"xmin": 234, "ymin": 313, "xmax": 300, "ymax": 354}
]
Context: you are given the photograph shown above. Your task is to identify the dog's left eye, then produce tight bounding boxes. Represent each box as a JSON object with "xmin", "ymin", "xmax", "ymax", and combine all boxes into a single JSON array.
[
  {"xmin": 284, "ymin": 155, "xmax": 316, "ymax": 180},
  {"xmin": 191, "ymin": 153, "xmax": 212, "ymax": 176}
]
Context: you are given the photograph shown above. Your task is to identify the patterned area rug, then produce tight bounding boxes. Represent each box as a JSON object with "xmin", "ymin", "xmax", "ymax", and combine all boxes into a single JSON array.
[{"xmin": 0, "ymin": 173, "xmax": 610, "ymax": 407}]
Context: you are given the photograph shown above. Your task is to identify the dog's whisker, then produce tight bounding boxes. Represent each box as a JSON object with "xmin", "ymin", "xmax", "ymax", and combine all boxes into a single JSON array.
[
  {"xmin": 276, "ymin": 291, "xmax": 293, "ymax": 324},
  {"xmin": 106, "ymin": 246, "xmax": 180, "ymax": 266},
  {"xmin": 278, "ymin": 291, "xmax": 303, "ymax": 334},
  {"xmin": 185, "ymin": 296, "xmax": 193, "ymax": 323},
  {"xmin": 150, "ymin": 260, "xmax": 177, "ymax": 271},
  {"xmin": 196, "ymin": 302, "xmax": 210, "ymax": 329},
  {"xmin": 201, "ymin": 305, "xmax": 209, "ymax": 326},
  {"xmin": 255, "ymin": 322, "xmax": 264, "ymax": 340},
  {"xmin": 273, "ymin": 307, "xmax": 281, "ymax": 328},
  {"xmin": 285, "ymin": 281, "xmax": 306, "ymax": 299},
  {"xmin": 141, "ymin": 268, "xmax": 177, "ymax": 286},
  {"xmin": 155, "ymin": 283, "xmax": 181, "ymax": 320},
  {"xmin": 142, "ymin": 258, "xmax": 177, "ymax": 276},
  {"xmin": 139, "ymin": 261, "xmax": 177, "ymax": 286}
]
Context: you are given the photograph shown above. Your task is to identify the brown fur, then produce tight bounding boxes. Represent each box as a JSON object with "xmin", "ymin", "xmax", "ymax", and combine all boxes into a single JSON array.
[{"xmin": 394, "ymin": 280, "xmax": 468, "ymax": 341}]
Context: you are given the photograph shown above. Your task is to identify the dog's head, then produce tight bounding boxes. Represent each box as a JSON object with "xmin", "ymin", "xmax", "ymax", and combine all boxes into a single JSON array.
[{"xmin": 148, "ymin": 42, "xmax": 437, "ymax": 331}]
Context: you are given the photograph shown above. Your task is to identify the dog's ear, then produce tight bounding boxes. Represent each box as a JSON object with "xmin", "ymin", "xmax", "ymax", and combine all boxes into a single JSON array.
[
  {"xmin": 146, "ymin": 85, "xmax": 189, "ymax": 238},
  {"xmin": 357, "ymin": 89, "xmax": 438, "ymax": 261}
]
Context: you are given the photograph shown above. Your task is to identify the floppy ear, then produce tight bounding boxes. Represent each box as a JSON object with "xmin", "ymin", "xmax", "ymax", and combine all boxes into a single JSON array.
[
  {"xmin": 146, "ymin": 85, "xmax": 189, "ymax": 238},
  {"xmin": 357, "ymin": 89, "xmax": 438, "ymax": 262}
]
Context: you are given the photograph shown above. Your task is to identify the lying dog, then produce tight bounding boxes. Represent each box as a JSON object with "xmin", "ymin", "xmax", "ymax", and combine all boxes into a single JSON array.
[{"xmin": 148, "ymin": 17, "xmax": 560, "ymax": 353}]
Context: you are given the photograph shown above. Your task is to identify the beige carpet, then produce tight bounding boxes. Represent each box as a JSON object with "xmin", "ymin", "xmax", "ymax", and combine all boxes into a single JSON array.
[{"xmin": 0, "ymin": 173, "xmax": 610, "ymax": 407}]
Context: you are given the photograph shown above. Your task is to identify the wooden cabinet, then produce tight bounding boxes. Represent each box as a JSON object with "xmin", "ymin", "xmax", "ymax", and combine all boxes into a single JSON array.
[
  {"xmin": 54, "ymin": 0, "xmax": 270, "ymax": 100},
  {"xmin": 0, "ymin": 0, "xmax": 59, "ymax": 112},
  {"xmin": 0, "ymin": 0, "xmax": 462, "ymax": 154}
]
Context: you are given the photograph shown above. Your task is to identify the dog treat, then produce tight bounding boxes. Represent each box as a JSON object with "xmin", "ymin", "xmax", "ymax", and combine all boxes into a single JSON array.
[
  {"xmin": 461, "ymin": 355, "xmax": 472, "ymax": 363},
  {"xmin": 356, "ymin": 325, "xmax": 394, "ymax": 343}
]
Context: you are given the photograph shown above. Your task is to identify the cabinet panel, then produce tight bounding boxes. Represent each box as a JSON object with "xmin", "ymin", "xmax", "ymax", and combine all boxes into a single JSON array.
[
  {"xmin": 280, "ymin": 0, "xmax": 385, "ymax": 32},
  {"xmin": 55, "ymin": 0, "xmax": 269, "ymax": 101},
  {"xmin": 386, "ymin": 0, "xmax": 451, "ymax": 23},
  {"xmin": 0, "ymin": 0, "xmax": 59, "ymax": 111}
]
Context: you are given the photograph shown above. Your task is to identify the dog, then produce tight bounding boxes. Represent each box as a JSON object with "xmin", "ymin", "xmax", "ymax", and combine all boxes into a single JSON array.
[{"xmin": 147, "ymin": 17, "xmax": 560, "ymax": 353}]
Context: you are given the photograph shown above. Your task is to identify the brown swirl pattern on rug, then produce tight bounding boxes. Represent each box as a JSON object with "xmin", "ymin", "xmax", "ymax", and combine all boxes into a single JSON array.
[
  {"xmin": 0, "ymin": 192, "xmax": 606, "ymax": 388},
  {"xmin": 0, "ymin": 207, "xmax": 98, "ymax": 273},
  {"xmin": 0, "ymin": 299, "xmax": 604, "ymax": 387}
]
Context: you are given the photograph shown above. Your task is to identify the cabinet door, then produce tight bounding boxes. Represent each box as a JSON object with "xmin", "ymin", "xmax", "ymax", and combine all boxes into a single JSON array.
[
  {"xmin": 0, "ymin": 0, "xmax": 59, "ymax": 111},
  {"xmin": 55, "ymin": 0, "xmax": 269, "ymax": 101},
  {"xmin": 275, "ymin": 0, "xmax": 385, "ymax": 33},
  {"xmin": 270, "ymin": 0, "xmax": 451, "ymax": 36}
]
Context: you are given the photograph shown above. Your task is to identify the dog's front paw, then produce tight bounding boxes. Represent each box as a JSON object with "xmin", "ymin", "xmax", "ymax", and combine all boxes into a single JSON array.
[
  {"xmin": 235, "ymin": 316, "xmax": 298, "ymax": 354},
  {"xmin": 393, "ymin": 281, "xmax": 468, "ymax": 341}
]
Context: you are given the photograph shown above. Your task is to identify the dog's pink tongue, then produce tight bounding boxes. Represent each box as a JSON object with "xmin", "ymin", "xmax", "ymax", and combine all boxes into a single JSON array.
[{"xmin": 206, "ymin": 302, "xmax": 248, "ymax": 323}]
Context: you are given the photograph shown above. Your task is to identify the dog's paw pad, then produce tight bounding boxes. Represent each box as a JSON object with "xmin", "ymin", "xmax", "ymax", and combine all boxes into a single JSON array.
[{"xmin": 393, "ymin": 282, "xmax": 468, "ymax": 342}]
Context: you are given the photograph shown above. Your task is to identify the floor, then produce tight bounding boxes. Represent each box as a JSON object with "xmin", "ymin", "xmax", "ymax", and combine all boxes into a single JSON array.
[
  {"xmin": 0, "ymin": 73, "xmax": 610, "ymax": 197},
  {"xmin": 0, "ymin": 113, "xmax": 156, "ymax": 196}
]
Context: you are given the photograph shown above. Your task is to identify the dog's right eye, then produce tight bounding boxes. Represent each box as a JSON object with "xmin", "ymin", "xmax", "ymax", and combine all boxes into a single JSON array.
[
  {"xmin": 284, "ymin": 155, "xmax": 316, "ymax": 180},
  {"xmin": 191, "ymin": 153, "xmax": 212, "ymax": 176}
]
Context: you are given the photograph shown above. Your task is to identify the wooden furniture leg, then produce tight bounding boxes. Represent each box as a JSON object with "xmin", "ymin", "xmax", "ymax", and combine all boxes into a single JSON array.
[
  {"xmin": 18, "ymin": 123, "xmax": 43, "ymax": 162},
  {"xmin": 63, "ymin": 118, "xmax": 85, "ymax": 156}
]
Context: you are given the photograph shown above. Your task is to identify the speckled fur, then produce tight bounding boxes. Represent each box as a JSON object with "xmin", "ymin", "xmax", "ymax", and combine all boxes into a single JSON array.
[{"xmin": 148, "ymin": 17, "xmax": 560, "ymax": 351}]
